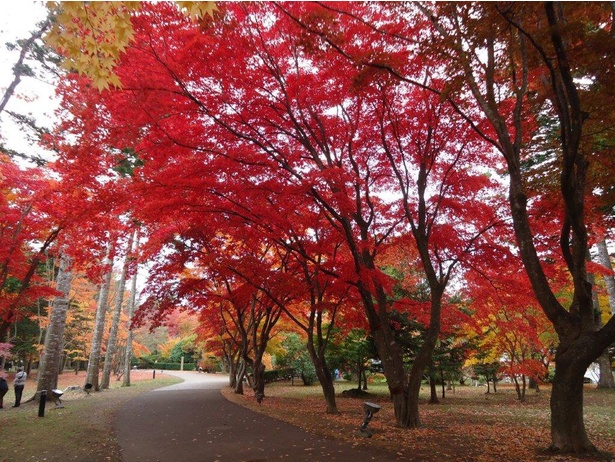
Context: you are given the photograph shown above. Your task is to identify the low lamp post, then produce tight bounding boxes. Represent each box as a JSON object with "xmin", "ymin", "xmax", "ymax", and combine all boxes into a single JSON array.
[{"xmin": 357, "ymin": 401, "xmax": 381, "ymax": 437}]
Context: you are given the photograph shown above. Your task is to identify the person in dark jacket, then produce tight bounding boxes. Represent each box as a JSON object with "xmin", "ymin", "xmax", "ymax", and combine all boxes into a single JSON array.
[{"xmin": 0, "ymin": 374, "xmax": 8, "ymax": 408}]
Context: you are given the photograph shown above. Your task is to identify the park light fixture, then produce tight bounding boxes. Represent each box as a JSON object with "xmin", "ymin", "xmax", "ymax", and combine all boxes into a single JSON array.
[
  {"xmin": 358, "ymin": 401, "xmax": 381, "ymax": 437},
  {"xmin": 51, "ymin": 389, "xmax": 64, "ymax": 408}
]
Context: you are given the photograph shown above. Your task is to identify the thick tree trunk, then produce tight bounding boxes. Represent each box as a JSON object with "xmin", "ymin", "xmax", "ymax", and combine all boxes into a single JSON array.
[
  {"xmin": 359, "ymin": 280, "xmax": 411, "ymax": 426},
  {"xmin": 36, "ymin": 253, "xmax": 72, "ymax": 400},
  {"xmin": 550, "ymin": 355, "xmax": 595, "ymax": 453},
  {"xmin": 369, "ymin": 312, "xmax": 409, "ymax": 426},
  {"xmin": 101, "ymin": 236, "xmax": 132, "ymax": 389},
  {"xmin": 86, "ymin": 248, "xmax": 112, "ymax": 391},
  {"xmin": 402, "ymin": 291, "xmax": 443, "ymax": 426}
]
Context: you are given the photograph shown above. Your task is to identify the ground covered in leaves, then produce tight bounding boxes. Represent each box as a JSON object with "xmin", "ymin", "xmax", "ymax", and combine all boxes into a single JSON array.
[{"xmin": 221, "ymin": 380, "xmax": 615, "ymax": 462}]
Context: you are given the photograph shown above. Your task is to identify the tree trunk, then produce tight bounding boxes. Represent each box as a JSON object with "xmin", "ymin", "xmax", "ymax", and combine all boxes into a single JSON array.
[
  {"xmin": 402, "ymin": 291, "xmax": 443, "ymax": 426},
  {"xmin": 428, "ymin": 375, "xmax": 439, "ymax": 404},
  {"xmin": 227, "ymin": 351, "xmax": 239, "ymax": 389},
  {"xmin": 513, "ymin": 375, "xmax": 527, "ymax": 402},
  {"xmin": 513, "ymin": 376, "xmax": 521, "ymax": 400},
  {"xmin": 101, "ymin": 236, "xmax": 132, "ymax": 389},
  {"xmin": 596, "ymin": 238, "xmax": 615, "ymax": 315},
  {"xmin": 86, "ymin": 247, "xmax": 112, "ymax": 391},
  {"xmin": 369, "ymin": 309, "xmax": 409, "ymax": 426},
  {"xmin": 252, "ymin": 361, "xmax": 265, "ymax": 403},
  {"xmin": 122, "ymin": 231, "xmax": 139, "ymax": 387},
  {"xmin": 36, "ymin": 253, "xmax": 72, "ymax": 400},
  {"xmin": 596, "ymin": 352, "xmax": 614, "ymax": 389},
  {"xmin": 234, "ymin": 359, "xmax": 247, "ymax": 394},
  {"xmin": 550, "ymin": 354, "xmax": 595, "ymax": 453},
  {"xmin": 440, "ymin": 372, "xmax": 446, "ymax": 399},
  {"xmin": 306, "ymin": 341, "xmax": 338, "ymax": 414},
  {"xmin": 359, "ymin": 281, "xmax": 411, "ymax": 426},
  {"xmin": 228, "ymin": 360, "xmax": 237, "ymax": 389},
  {"xmin": 595, "ymin": 238, "xmax": 615, "ymax": 388}
]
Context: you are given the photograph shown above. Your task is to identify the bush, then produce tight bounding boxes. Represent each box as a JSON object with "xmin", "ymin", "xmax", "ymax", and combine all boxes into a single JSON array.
[
  {"xmin": 367, "ymin": 373, "xmax": 387, "ymax": 384},
  {"xmin": 140, "ymin": 360, "xmax": 197, "ymax": 371},
  {"xmin": 264, "ymin": 368, "xmax": 294, "ymax": 383},
  {"xmin": 300, "ymin": 372, "xmax": 316, "ymax": 386}
]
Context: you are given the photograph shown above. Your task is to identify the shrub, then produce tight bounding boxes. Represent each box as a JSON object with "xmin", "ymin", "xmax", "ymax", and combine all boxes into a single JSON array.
[
  {"xmin": 264, "ymin": 368, "xmax": 294, "ymax": 383},
  {"xmin": 368, "ymin": 373, "xmax": 387, "ymax": 384}
]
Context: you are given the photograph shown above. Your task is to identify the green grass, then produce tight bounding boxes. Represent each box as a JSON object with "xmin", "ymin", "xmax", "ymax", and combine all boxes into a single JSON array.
[{"xmin": 0, "ymin": 376, "xmax": 181, "ymax": 462}]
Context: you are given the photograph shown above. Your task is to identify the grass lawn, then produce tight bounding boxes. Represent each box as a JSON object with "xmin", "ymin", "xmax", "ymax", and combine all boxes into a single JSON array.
[
  {"xmin": 0, "ymin": 370, "xmax": 181, "ymax": 462},
  {"xmin": 222, "ymin": 379, "xmax": 615, "ymax": 462}
]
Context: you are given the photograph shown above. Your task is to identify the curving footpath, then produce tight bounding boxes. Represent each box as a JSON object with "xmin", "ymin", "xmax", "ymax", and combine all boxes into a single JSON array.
[{"xmin": 115, "ymin": 371, "xmax": 402, "ymax": 462}]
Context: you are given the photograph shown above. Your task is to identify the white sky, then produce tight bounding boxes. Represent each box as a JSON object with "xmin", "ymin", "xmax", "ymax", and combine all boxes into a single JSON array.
[{"xmin": 0, "ymin": 1, "xmax": 58, "ymax": 159}]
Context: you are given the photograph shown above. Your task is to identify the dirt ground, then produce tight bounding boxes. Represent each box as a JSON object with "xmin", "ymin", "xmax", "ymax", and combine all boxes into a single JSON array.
[{"xmin": 221, "ymin": 381, "xmax": 615, "ymax": 462}]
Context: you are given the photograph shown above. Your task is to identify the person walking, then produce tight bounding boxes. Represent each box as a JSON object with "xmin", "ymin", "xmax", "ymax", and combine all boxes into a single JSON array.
[
  {"xmin": 0, "ymin": 373, "xmax": 8, "ymax": 408},
  {"xmin": 12, "ymin": 367, "xmax": 27, "ymax": 407}
]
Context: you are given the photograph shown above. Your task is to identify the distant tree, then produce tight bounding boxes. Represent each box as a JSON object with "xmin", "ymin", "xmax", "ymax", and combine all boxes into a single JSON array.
[
  {"xmin": 277, "ymin": 332, "xmax": 316, "ymax": 386},
  {"xmin": 329, "ymin": 328, "xmax": 376, "ymax": 391},
  {"xmin": 428, "ymin": 335, "xmax": 469, "ymax": 401},
  {"xmin": 473, "ymin": 360, "xmax": 501, "ymax": 394}
]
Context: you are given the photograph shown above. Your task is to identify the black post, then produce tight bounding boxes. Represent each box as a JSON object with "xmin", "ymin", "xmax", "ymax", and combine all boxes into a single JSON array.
[
  {"xmin": 153, "ymin": 369, "xmax": 156, "ymax": 379},
  {"xmin": 38, "ymin": 390, "xmax": 47, "ymax": 417}
]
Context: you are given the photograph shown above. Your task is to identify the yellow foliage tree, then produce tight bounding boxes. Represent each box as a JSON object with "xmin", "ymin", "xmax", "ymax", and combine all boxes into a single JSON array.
[{"xmin": 45, "ymin": 1, "xmax": 217, "ymax": 90}]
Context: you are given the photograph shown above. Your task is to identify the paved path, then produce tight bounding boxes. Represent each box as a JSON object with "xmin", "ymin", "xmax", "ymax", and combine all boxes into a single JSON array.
[{"xmin": 116, "ymin": 371, "xmax": 402, "ymax": 462}]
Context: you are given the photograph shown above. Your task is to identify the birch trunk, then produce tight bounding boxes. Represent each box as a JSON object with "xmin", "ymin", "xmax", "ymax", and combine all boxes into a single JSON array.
[
  {"xmin": 36, "ymin": 253, "xmax": 72, "ymax": 400},
  {"xmin": 122, "ymin": 231, "xmax": 139, "ymax": 387},
  {"xmin": 85, "ymin": 246, "xmax": 113, "ymax": 391},
  {"xmin": 101, "ymin": 235, "xmax": 133, "ymax": 389},
  {"xmin": 595, "ymin": 238, "xmax": 615, "ymax": 388},
  {"xmin": 597, "ymin": 238, "xmax": 615, "ymax": 315}
]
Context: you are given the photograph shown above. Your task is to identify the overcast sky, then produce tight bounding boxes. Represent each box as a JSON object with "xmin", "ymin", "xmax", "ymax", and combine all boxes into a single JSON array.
[{"xmin": 0, "ymin": 1, "xmax": 57, "ymax": 159}]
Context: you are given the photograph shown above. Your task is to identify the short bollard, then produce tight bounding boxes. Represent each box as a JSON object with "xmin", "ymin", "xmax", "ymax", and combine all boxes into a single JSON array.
[
  {"xmin": 153, "ymin": 369, "xmax": 156, "ymax": 379},
  {"xmin": 357, "ymin": 401, "xmax": 381, "ymax": 438},
  {"xmin": 38, "ymin": 390, "xmax": 47, "ymax": 417}
]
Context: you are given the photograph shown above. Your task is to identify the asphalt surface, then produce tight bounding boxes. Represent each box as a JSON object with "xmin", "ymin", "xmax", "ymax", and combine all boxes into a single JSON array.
[{"xmin": 115, "ymin": 371, "xmax": 402, "ymax": 462}]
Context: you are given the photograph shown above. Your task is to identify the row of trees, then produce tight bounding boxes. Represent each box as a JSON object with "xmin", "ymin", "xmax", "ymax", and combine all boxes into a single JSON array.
[{"xmin": 1, "ymin": 1, "xmax": 614, "ymax": 456}]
